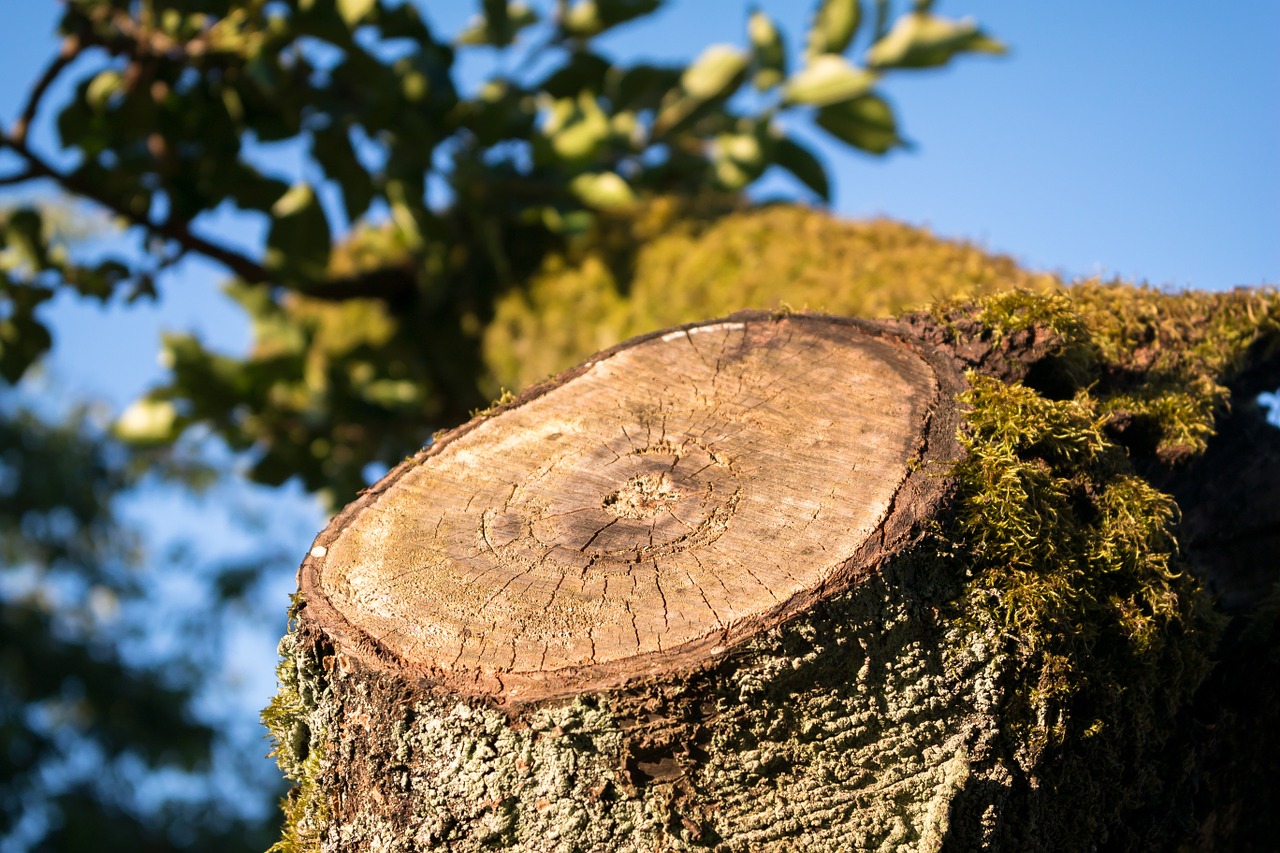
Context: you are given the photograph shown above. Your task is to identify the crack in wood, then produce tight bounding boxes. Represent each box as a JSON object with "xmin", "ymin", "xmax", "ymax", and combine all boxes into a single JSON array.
[{"xmin": 307, "ymin": 314, "xmax": 949, "ymax": 697}]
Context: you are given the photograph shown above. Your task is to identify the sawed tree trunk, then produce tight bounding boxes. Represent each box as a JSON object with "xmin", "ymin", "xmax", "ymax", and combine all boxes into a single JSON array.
[{"xmin": 265, "ymin": 294, "xmax": 1280, "ymax": 852}]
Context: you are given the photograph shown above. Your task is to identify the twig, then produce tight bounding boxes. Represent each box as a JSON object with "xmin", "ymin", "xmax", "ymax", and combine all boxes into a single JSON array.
[
  {"xmin": 1, "ymin": 130, "xmax": 268, "ymax": 278},
  {"xmin": 0, "ymin": 169, "xmax": 36, "ymax": 187},
  {"xmin": 11, "ymin": 36, "xmax": 81, "ymax": 145}
]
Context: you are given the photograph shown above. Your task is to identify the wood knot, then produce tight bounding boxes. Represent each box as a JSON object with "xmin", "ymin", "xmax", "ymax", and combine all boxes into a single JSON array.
[{"xmin": 603, "ymin": 473, "xmax": 681, "ymax": 520}]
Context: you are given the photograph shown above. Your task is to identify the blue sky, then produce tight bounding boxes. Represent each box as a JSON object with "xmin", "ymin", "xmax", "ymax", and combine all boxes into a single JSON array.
[
  {"xmin": 1, "ymin": 0, "xmax": 1277, "ymax": 794},
  {"xmin": 2, "ymin": 1, "xmax": 1277, "ymax": 407}
]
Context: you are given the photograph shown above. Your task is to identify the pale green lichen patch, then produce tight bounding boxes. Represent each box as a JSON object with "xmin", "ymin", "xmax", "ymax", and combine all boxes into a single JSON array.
[
  {"xmin": 262, "ymin": 598, "xmax": 331, "ymax": 853},
  {"xmin": 321, "ymin": 688, "xmax": 673, "ymax": 851},
  {"xmin": 687, "ymin": 556, "xmax": 1006, "ymax": 851}
]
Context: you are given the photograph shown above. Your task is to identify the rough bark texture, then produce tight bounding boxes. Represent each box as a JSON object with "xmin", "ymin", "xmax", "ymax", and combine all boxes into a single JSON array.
[{"xmin": 266, "ymin": 287, "xmax": 1280, "ymax": 852}]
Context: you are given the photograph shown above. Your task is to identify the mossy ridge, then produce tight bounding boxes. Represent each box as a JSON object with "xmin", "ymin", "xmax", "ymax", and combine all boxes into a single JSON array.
[
  {"xmin": 261, "ymin": 597, "xmax": 331, "ymax": 853},
  {"xmin": 482, "ymin": 203, "xmax": 1056, "ymax": 394},
  {"xmin": 1071, "ymin": 281, "xmax": 1280, "ymax": 462},
  {"xmin": 931, "ymin": 285, "xmax": 1279, "ymax": 846}
]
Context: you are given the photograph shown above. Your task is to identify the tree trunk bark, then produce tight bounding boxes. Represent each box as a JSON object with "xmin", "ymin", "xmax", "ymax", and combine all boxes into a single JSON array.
[{"xmin": 265, "ymin": 296, "xmax": 1279, "ymax": 851}]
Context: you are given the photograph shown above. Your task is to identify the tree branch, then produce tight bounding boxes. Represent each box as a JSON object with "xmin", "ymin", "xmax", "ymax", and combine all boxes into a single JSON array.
[
  {"xmin": 3, "ymin": 17, "xmax": 420, "ymax": 305},
  {"xmin": 0, "ymin": 169, "xmax": 37, "ymax": 187},
  {"xmin": 0, "ymin": 134, "xmax": 418, "ymax": 303},
  {"xmin": 3, "ymin": 135, "xmax": 422, "ymax": 306},
  {"xmin": 1, "ymin": 130, "xmax": 269, "ymax": 278},
  {"xmin": 11, "ymin": 36, "xmax": 82, "ymax": 145}
]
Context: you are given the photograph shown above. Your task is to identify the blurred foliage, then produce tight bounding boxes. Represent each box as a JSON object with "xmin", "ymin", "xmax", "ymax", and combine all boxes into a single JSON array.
[
  {"xmin": 0, "ymin": 0, "xmax": 1003, "ymax": 506},
  {"xmin": 0, "ymin": 1, "xmax": 1007, "ymax": 849},
  {"xmin": 0, "ymin": 401, "xmax": 274, "ymax": 852},
  {"xmin": 483, "ymin": 200, "xmax": 1055, "ymax": 391}
]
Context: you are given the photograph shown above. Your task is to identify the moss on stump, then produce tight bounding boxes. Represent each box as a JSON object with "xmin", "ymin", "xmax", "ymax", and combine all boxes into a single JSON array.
[{"xmin": 265, "ymin": 211, "xmax": 1280, "ymax": 850}]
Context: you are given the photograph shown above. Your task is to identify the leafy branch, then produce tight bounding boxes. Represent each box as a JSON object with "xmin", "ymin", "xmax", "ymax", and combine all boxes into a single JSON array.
[{"xmin": 1, "ymin": 0, "xmax": 1006, "ymax": 498}]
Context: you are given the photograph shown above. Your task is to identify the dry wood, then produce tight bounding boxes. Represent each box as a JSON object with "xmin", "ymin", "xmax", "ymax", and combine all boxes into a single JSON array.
[{"xmin": 299, "ymin": 312, "xmax": 959, "ymax": 704}]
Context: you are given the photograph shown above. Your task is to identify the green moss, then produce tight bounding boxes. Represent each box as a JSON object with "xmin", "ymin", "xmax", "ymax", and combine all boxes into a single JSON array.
[
  {"xmin": 469, "ymin": 387, "xmax": 517, "ymax": 419},
  {"xmin": 928, "ymin": 284, "xmax": 1280, "ymax": 844},
  {"xmin": 268, "ymin": 748, "xmax": 328, "ymax": 853},
  {"xmin": 262, "ymin": 598, "xmax": 329, "ymax": 853},
  {"xmin": 483, "ymin": 204, "xmax": 1056, "ymax": 393},
  {"xmin": 1073, "ymin": 281, "xmax": 1280, "ymax": 460},
  {"xmin": 951, "ymin": 375, "xmax": 1210, "ymax": 744}
]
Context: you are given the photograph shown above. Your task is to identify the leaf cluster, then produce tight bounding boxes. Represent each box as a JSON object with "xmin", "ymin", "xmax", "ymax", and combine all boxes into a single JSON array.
[
  {"xmin": 0, "ymin": 401, "xmax": 274, "ymax": 852},
  {"xmin": 1, "ymin": 0, "xmax": 1004, "ymax": 504}
]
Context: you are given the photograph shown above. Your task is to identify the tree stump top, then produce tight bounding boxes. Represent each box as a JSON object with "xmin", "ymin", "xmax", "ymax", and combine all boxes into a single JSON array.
[{"xmin": 300, "ymin": 313, "xmax": 959, "ymax": 703}]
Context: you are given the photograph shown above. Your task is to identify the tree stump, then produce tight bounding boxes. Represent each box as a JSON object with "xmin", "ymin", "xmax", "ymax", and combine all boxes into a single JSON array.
[
  {"xmin": 280, "ymin": 311, "xmax": 988, "ymax": 851},
  {"xmin": 305, "ymin": 312, "xmax": 960, "ymax": 701},
  {"xmin": 267, "ymin": 291, "xmax": 1280, "ymax": 851}
]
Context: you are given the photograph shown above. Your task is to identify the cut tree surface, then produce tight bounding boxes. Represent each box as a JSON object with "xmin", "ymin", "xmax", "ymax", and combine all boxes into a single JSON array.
[{"xmin": 300, "ymin": 312, "xmax": 956, "ymax": 703}]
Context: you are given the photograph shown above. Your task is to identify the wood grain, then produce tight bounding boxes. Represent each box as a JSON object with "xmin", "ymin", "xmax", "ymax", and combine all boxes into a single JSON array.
[{"xmin": 301, "ymin": 313, "xmax": 951, "ymax": 701}]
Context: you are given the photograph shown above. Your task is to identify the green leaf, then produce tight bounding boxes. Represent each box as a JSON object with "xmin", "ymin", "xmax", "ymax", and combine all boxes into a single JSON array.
[
  {"xmin": 605, "ymin": 63, "xmax": 682, "ymax": 111},
  {"xmin": 337, "ymin": 0, "xmax": 376, "ymax": 28},
  {"xmin": 458, "ymin": 80, "xmax": 535, "ymax": 145},
  {"xmin": 385, "ymin": 180, "xmax": 426, "ymax": 252},
  {"xmin": 0, "ymin": 274, "xmax": 54, "ymax": 384},
  {"xmin": 265, "ymin": 183, "xmax": 331, "ymax": 281},
  {"xmin": 3, "ymin": 208, "xmax": 49, "ymax": 269},
  {"xmin": 561, "ymin": 0, "xmax": 662, "ymax": 38},
  {"xmin": 114, "ymin": 397, "xmax": 180, "ymax": 445},
  {"xmin": 806, "ymin": 0, "xmax": 861, "ymax": 59},
  {"xmin": 312, "ymin": 128, "xmax": 375, "ymax": 223},
  {"xmin": 540, "ymin": 206, "xmax": 595, "ymax": 235},
  {"xmin": 682, "ymin": 45, "xmax": 750, "ymax": 100},
  {"xmin": 814, "ymin": 94, "xmax": 902, "ymax": 153},
  {"xmin": 710, "ymin": 131, "xmax": 768, "ymax": 190},
  {"xmin": 871, "ymin": 0, "xmax": 891, "ymax": 40},
  {"xmin": 85, "ymin": 70, "xmax": 123, "ymax": 112},
  {"xmin": 568, "ymin": 172, "xmax": 637, "ymax": 209},
  {"xmin": 539, "ymin": 91, "xmax": 612, "ymax": 167},
  {"xmin": 225, "ymin": 162, "xmax": 291, "ymax": 215},
  {"xmin": 63, "ymin": 259, "xmax": 131, "ymax": 301},
  {"xmin": 653, "ymin": 45, "xmax": 749, "ymax": 137},
  {"xmin": 561, "ymin": 0, "xmax": 603, "ymax": 37},
  {"xmin": 866, "ymin": 12, "xmax": 1005, "ymax": 69},
  {"xmin": 748, "ymin": 10, "xmax": 786, "ymax": 91},
  {"xmin": 539, "ymin": 51, "xmax": 611, "ymax": 99},
  {"xmin": 379, "ymin": 2, "xmax": 432, "ymax": 39},
  {"xmin": 783, "ymin": 55, "xmax": 877, "ymax": 107},
  {"xmin": 775, "ymin": 136, "xmax": 830, "ymax": 201},
  {"xmin": 458, "ymin": 1, "xmax": 539, "ymax": 46}
]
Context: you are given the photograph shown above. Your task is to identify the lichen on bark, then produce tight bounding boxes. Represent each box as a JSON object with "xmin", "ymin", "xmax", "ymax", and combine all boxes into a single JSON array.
[
  {"xmin": 262, "ymin": 598, "xmax": 332, "ymax": 853},
  {"xmin": 270, "ymin": 541, "xmax": 1009, "ymax": 852}
]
